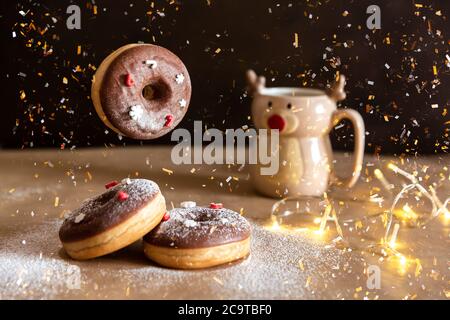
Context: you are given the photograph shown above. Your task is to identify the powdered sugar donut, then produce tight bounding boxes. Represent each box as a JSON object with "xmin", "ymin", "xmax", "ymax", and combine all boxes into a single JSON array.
[
  {"xmin": 143, "ymin": 204, "xmax": 251, "ymax": 269},
  {"xmin": 91, "ymin": 44, "xmax": 191, "ymax": 139},
  {"xmin": 59, "ymin": 178, "xmax": 166, "ymax": 260}
]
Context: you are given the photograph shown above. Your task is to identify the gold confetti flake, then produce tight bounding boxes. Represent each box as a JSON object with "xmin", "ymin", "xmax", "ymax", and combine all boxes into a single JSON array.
[
  {"xmin": 432, "ymin": 65, "xmax": 437, "ymax": 75},
  {"xmin": 415, "ymin": 259, "xmax": 422, "ymax": 277},
  {"xmin": 305, "ymin": 276, "xmax": 311, "ymax": 288},
  {"xmin": 293, "ymin": 33, "xmax": 299, "ymax": 48},
  {"xmin": 162, "ymin": 168, "xmax": 173, "ymax": 175},
  {"xmin": 212, "ymin": 276, "xmax": 223, "ymax": 285},
  {"xmin": 298, "ymin": 259, "xmax": 305, "ymax": 271}
]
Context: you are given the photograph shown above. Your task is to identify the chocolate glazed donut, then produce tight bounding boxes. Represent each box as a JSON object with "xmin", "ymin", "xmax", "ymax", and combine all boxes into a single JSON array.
[
  {"xmin": 91, "ymin": 44, "xmax": 192, "ymax": 139},
  {"xmin": 59, "ymin": 179, "xmax": 166, "ymax": 260},
  {"xmin": 143, "ymin": 206, "xmax": 252, "ymax": 269}
]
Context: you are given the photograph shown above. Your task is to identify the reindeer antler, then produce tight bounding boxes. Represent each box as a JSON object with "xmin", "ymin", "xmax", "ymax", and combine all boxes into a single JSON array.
[
  {"xmin": 246, "ymin": 69, "xmax": 266, "ymax": 95},
  {"xmin": 327, "ymin": 74, "xmax": 346, "ymax": 102}
]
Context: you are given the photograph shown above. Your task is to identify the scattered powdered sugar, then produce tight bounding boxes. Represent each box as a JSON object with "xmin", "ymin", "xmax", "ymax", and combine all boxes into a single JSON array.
[
  {"xmin": 0, "ymin": 218, "xmax": 361, "ymax": 299},
  {"xmin": 0, "ymin": 220, "xmax": 85, "ymax": 299},
  {"xmin": 119, "ymin": 225, "xmax": 358, "ymax": 299}
]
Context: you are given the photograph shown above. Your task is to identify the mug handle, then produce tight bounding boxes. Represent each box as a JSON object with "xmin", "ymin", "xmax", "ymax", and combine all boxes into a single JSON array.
[{"xmin": 330, "ymin": 109, "xmax": 365, "ymax": 188}]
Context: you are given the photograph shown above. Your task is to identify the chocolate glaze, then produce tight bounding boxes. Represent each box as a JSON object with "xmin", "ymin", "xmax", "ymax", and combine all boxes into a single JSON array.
[
  {"xmin": 144, "ymin": 207, "xmax": 251, "ymax": 249},
  {"xmin": 99, "ymin": 44, "xmax": 191, "ymax": 139},
  {"xmin": 59, "ymin": 179, "xmax": 161, "ymax": 242}
]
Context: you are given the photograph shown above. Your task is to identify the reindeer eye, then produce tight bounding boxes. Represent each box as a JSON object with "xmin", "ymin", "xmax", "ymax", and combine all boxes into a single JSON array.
[
  {"xmin": 268, "ymin": 101, "xmax": 273, "ymax": 108},
  {"xmin": 287, "ymin": 103, "xmax": 292, "ymax": 109}
]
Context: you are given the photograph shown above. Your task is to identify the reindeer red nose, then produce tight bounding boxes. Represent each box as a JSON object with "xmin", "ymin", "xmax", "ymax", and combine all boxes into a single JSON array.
[{"xmin": 267, "ymin": 114, "xmax": 286, "ymax": 131}]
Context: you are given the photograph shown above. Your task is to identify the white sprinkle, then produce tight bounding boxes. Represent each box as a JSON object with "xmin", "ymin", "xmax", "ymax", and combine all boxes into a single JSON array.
[
  {"xmin": 12, "ymin": 31, "xmax": 16, "ymax": 38},
  {"xmin": 367, "ymin": 80, "xmax": 374, "ymax": 85},
  {"xmin": 180, "ymin": 201, "xmax": 196, "ymax": 208},
  {"xmin": 178, "ymin": 99, "xmax": 187, "ymax": 108},
  {"xmin": 431, "ymin": 103, "xmax": 439, "ymax": 109},
  {"xmin": 129, "ymin": 104, "xmax": 144, "ymax": 121},
  {"xmin": 74, "ymin": 213, "xmax": 85, "ymax": 224},
  {"xmin": 122, "ymin": 178, "xmax": 132, "ymax": 185},
  {"xmin": 21, "ymin": 240, "xmax": 26, "ymax": 245},
  {"xmin": 144, "ymin": 60, "xmax": 157, "ymax": 69},
  {"xmin": 19, "ymin": 10, "xmax": 26, "ymax": 16},
  {"xmin": 184, "ymin": 219, "xmax": 197, "ymax": 227},
  {"xmin": 385, "ymin": 63, "xmax": 390, "ymax": 69},
  {"xmin": 175, "ymin": 73, "xmax": 185, "ymax": 84}
]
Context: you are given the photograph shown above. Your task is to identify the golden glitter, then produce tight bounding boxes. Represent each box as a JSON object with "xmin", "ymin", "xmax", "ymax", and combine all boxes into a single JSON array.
[{"xmin": 293, "ymin": 32, "xmax": 299, "ymax": 48}]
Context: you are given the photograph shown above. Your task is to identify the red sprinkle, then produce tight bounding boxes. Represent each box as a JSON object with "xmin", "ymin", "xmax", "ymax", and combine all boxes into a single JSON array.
[
  {"xmin": 117, "ymin": 191, "xmax": 129, "ymax": 202},
  {"xmin": 209, "ymin": 202, "xmax": 223, "ymax": 209},
  {"xmin": 124, "ymin": 74, "xmax": 134, "ymax": 87},
  {"xmin": 162, "ymin": 212, "xmax": 170, "ymax": 221},
  {"xmin": 105, "ymin": 181, "xmax": 119, "ymax": 189},
  {"xmin": 164, "ymin": 114, "xmax": 174, "ymax": 127}
]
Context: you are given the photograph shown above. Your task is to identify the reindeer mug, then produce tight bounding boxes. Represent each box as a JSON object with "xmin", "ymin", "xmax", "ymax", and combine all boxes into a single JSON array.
[{"xmin": 246, "ymin": 70, "xmax": 365, "ymax": 198}]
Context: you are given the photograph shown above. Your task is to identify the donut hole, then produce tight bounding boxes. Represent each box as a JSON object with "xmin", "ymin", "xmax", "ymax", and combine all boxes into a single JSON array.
[
  {"xmin": 142, "ymin": 80, "xmax": 171, "ymax": 102},
  {"xmin": 93, "ymin": 190, "xmax": 117, "ymax": 207}
]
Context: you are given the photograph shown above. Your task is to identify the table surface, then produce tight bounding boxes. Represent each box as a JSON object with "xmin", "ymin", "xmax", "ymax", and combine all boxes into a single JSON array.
[{"xmin": 0, "ymin": 146, "xmax": 448, "ymax": 300}]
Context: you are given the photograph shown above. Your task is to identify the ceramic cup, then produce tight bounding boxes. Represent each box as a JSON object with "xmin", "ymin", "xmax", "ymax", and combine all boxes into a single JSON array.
[{"xmin": 246, "ymin": 70, "xmax": 365, "ymax": 198}]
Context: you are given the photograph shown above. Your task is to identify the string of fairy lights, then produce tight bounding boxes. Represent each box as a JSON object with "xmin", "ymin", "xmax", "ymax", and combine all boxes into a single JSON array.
[{"xmin": 268, "ymin": 163, "xmax": 450, "ymax": 262}]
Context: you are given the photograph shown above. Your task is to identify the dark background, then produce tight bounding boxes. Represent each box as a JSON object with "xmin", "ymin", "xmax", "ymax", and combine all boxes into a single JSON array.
[{"xmin": 0, "ymin": 0, "xmax": 449, "ymax": 155}]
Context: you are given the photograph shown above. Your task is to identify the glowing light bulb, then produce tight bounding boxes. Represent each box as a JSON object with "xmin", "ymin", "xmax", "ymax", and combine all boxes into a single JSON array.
[
  {"xmin": 401, "ymin": 204, "xmax": 419, "ymax": 220},
  {"xmin": 387, "ymin": 163, "xmax": 398, "ymax": 171},
  {"xmin": 313, "ymin": 217, "xmax": 322, "ymax": 224}
]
